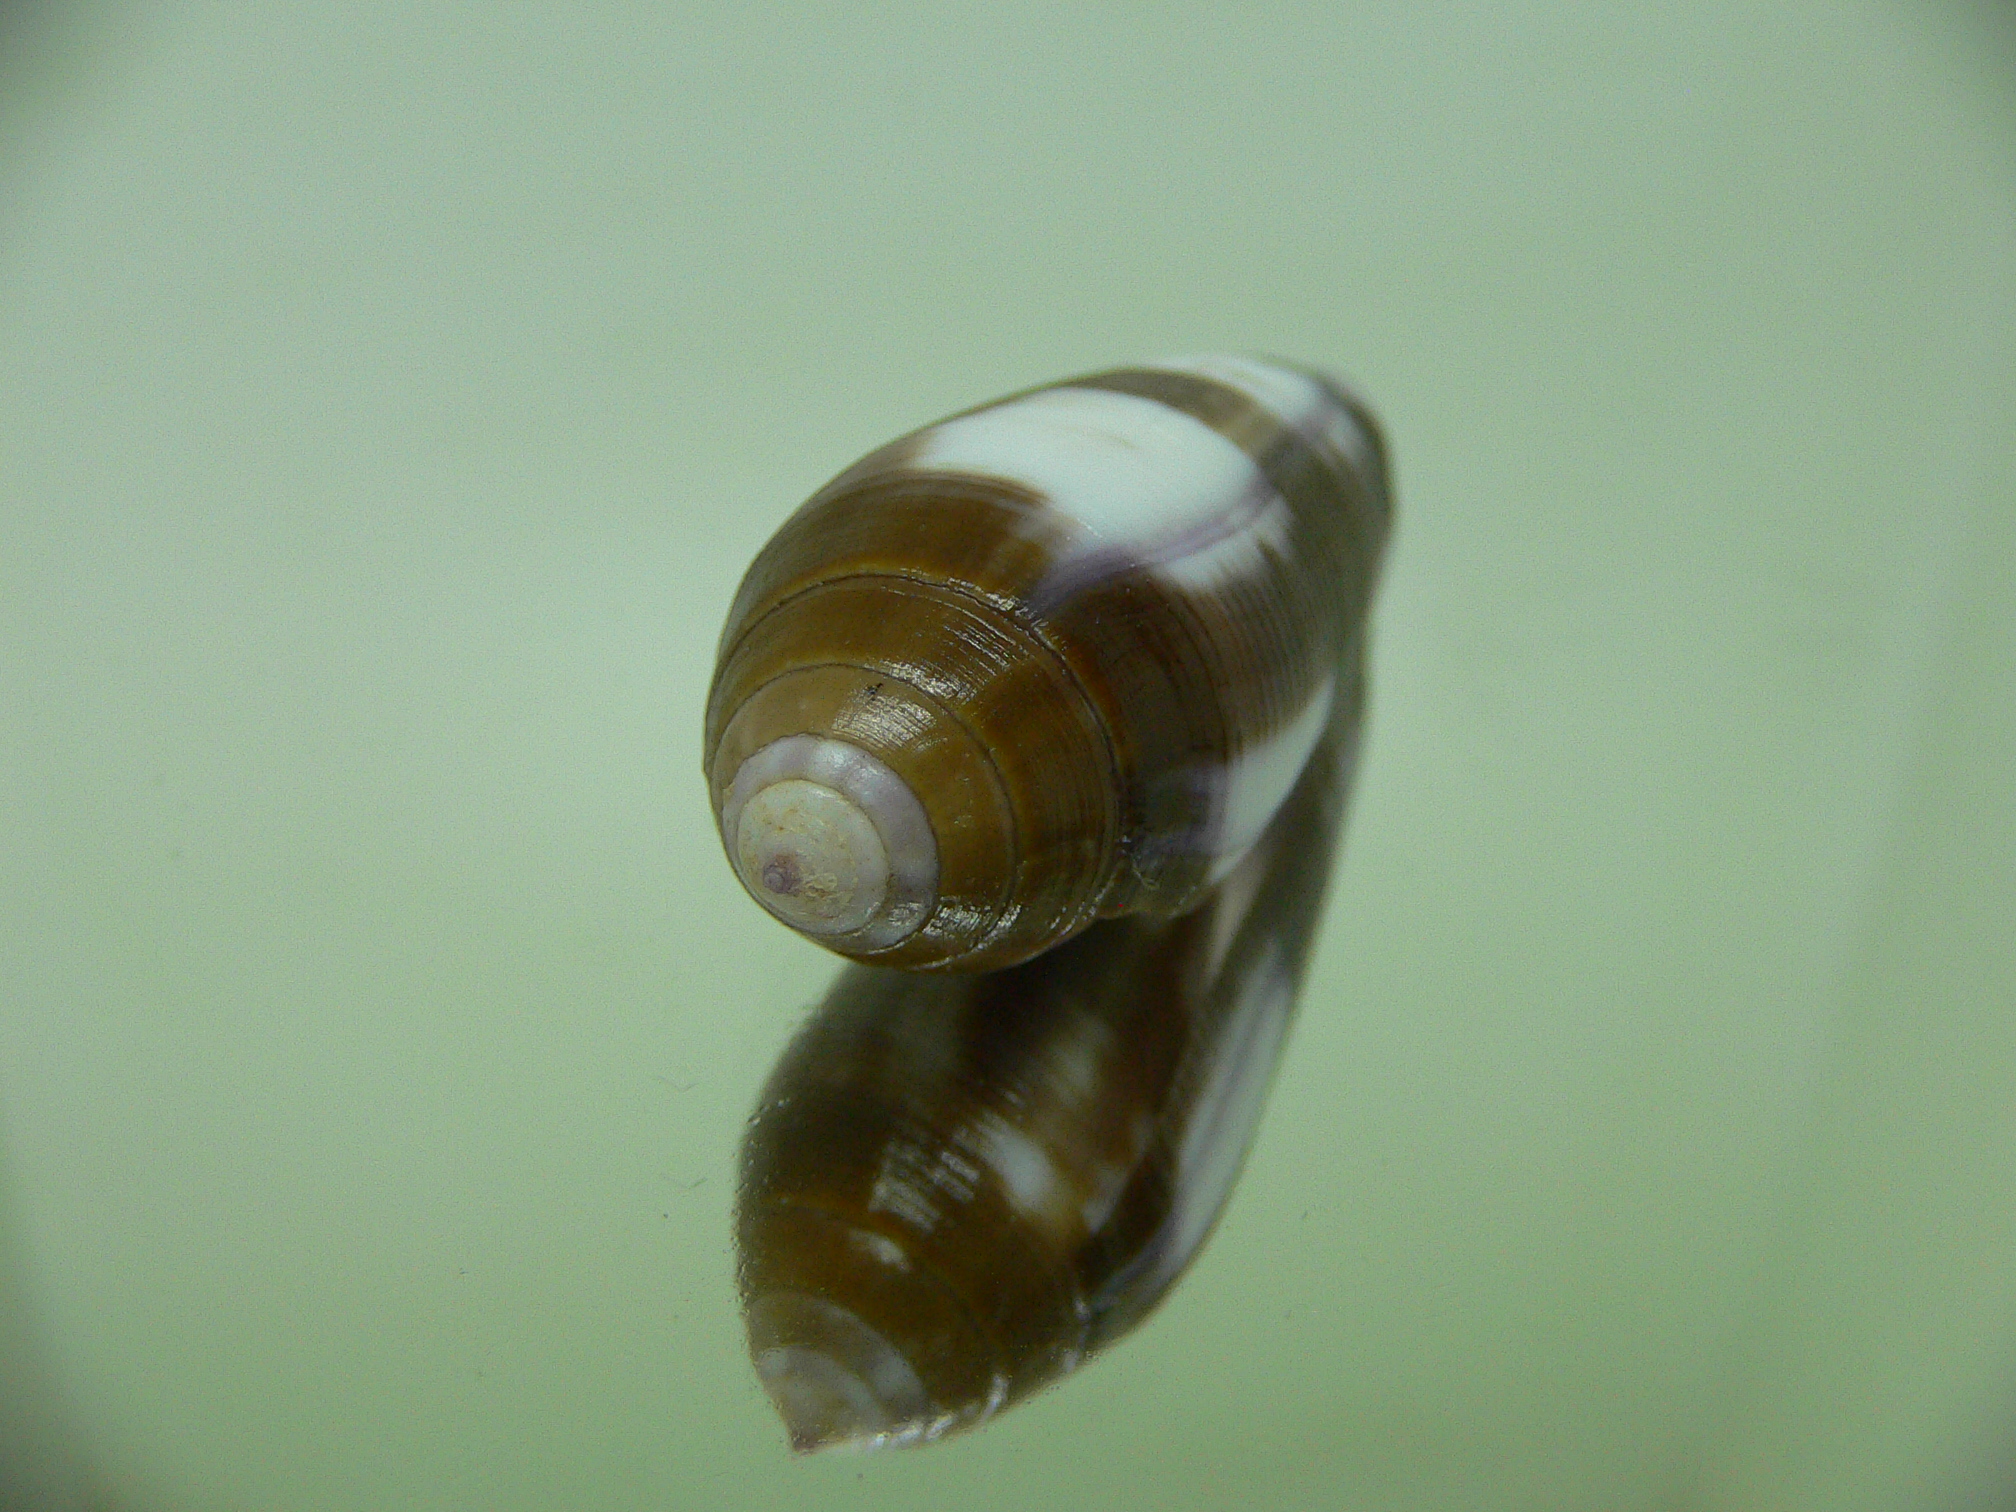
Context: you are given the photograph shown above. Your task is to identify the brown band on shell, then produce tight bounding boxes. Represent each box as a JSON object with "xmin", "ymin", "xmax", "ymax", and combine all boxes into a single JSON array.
[
  {"xmin": 707, "ymin": 575, "xmax": 1119, "ymax": 970},
  {"xmin": 706, "ymin": 468, "xmax": 1218, "ymax": 932}
]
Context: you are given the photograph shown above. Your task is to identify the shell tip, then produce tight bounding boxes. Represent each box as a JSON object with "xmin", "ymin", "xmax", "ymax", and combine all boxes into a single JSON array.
[
  {"xmin": 733, "ymin": 778, "xmax": 891, "ymax": 937},
  {"xmin": 748, "ymin": 1291, "xmax": 933, "ymax": 1453},
  {"xmin": 718, "ymin": 734, "xmax": 939, "ymax": 949}
]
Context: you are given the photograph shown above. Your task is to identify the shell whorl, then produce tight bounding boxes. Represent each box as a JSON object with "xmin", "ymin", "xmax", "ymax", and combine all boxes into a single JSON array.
[{"xmin": 705, "ymin": 355, "xmax": 1390, "ymax": 971}]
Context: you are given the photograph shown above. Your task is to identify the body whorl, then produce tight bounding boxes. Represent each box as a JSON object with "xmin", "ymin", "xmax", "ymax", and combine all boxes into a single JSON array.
[{"xmin": 705, "ymin": 355, "xmax": 1391, "ymax": 971}]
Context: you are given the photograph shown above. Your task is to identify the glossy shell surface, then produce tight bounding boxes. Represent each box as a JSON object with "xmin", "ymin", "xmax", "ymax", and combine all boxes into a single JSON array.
[{"xmin": 705, "ymin": 355, "xmax": 1390, "ymax": 970}]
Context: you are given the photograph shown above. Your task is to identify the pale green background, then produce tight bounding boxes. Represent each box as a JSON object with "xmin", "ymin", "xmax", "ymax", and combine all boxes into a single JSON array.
[{"xmin": 2, "ymin": 3, "xmax": 2014, "ymax": 1509}]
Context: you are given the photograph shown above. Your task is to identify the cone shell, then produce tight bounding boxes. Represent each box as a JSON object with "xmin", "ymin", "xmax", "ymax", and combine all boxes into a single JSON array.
[{"xmin": 705, "ymin": 356, "xmax": 1391, "ymax": 970}]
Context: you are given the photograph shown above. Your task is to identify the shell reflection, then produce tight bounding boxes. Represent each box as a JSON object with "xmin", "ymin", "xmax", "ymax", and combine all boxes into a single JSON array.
[{"xmin": 735, "ymin": 665, "xmax": 1365, "ymax": 1451}]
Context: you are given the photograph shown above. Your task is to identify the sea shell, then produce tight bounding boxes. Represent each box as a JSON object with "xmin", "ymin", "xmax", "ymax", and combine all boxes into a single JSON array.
[
  {"xmin": 704, "ymin": 356, "xmax": 1390, "ymax": 971},
  {"xmin": 718, "ymin": 357, "xmax": 1391, "ymax": 1450}
]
